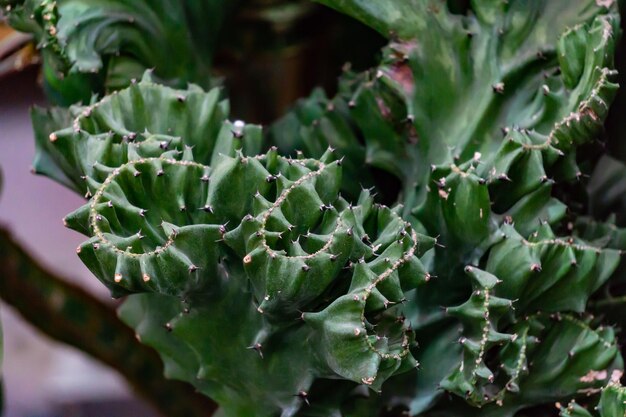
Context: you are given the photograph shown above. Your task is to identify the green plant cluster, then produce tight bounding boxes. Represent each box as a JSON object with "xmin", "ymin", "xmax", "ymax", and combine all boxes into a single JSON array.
[{"xmin": 3, "ymin": 0, "xmax": 626, "ymax": 416}]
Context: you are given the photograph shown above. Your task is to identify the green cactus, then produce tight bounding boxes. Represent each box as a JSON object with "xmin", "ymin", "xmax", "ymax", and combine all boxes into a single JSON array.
[
  {"xmin": 269, "ymin": 0, "xmax": 626, "ymax": 415},
  {"xmin": 0, "ymin": 0, "xmax": 236, "ymax": 104},
  {"xmin": 558, "ymin": 376, "xmax": 626, "ymax": 417},
  {"xmin": 5, "ymin": 0, "xmax": 626, "ymax": 416},
  {"xmin": 31, "ymin": 75, "xmax": 436, "ymax": 416}
]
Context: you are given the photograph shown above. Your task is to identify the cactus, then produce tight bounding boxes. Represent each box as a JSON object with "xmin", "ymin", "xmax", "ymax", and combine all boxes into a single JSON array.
[
  {"xmin": 5, "ymin": 0, "xmax": 626, "ymax": 416},
  {"xmin": 557, "ymin": 374, "xmax": 626, "ymax": 417},
  {"xmin": 30, "ymin": 75, "xmax": 435, "ymax": 416},
  {"xmin": 269, "ymin": 0, "xmax": 626, "ymax": 415},
  {"xmin": 0, "ymin": 0, "xmax": 236, "ymax": 104}
]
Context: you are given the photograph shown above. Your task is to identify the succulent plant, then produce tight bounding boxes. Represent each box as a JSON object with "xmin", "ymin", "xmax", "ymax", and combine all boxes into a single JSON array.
[
  {"xmin": 557, "ymin": 374, "xmax": 626, "ymax": 417},
  {"xmin": 28, "ymin": 74, "xmax": 436, "ymax": 416},
  {"xmin": 5, "ymin": 0, "xmax": 626, "ymax": 416},
  {"xmin": 0, "ymin": 0, "xmax": 235, "ymax": 104},
  {"xmin": 270, "ymin": 0, "xmax": 626, "ymax": 415}
]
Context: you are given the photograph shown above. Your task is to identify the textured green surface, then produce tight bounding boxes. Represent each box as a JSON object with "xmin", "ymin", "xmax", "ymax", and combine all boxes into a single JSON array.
[
  {"xmin": 30, "ymin": 72, "xmax": 237, "ymax": 194},
  {"xmin": 33, "ymin": 77, "xmax": 435, "ymax": 416},
  {"xmin": 11, "ymin": 0, "xmax": 626, "ymax": 416},
  {"xmin": 270, "ymin": 1, "xmax": 626, "ymax": 415}
]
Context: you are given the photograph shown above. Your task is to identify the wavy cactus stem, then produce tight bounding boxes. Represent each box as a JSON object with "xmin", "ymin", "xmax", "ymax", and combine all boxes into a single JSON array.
[
  {"xmin": 6, "ymin": 0, "xmax": 626, "ymax": 416},
  {"xmin": 87, "ymin": 152, "xmax": 432, "ymax": 415},
  {"xmin": 27, "ymin": 74, "xmax": 435, "ymax": 416}
]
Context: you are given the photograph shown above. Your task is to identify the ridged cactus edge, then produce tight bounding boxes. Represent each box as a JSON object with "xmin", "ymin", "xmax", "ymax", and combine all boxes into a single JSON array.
[{"xmin": 30, "ymin": 74, "xmax": 437, "ymax": 416}]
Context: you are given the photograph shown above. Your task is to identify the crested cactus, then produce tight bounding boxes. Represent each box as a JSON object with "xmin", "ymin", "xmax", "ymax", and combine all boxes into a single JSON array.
[
  {"xmin": 4, "ymin": 0, "xmax": 626, "ymax": 416},
  {"xmin": 30, "ymin": 76, "xmax": 435, "ymax": 416},
  {"xmin": 271, "ymin": 0, "xmax": 626, "ymax": 415}
]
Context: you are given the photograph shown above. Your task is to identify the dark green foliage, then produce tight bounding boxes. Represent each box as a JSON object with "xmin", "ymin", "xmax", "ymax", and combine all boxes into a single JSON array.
[{"xmin": 1, "ymin": 0, "xmax": 234, "ymax": 104}]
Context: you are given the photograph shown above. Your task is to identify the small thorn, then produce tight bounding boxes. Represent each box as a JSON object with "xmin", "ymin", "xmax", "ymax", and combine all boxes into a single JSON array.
[
  {"xmin": 248, "ymin": 343, "xmax": 263, "ymax": 358},
  {"xmin": 296, "ymin": 391, "xmax": 310, "ymax": 406}
]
